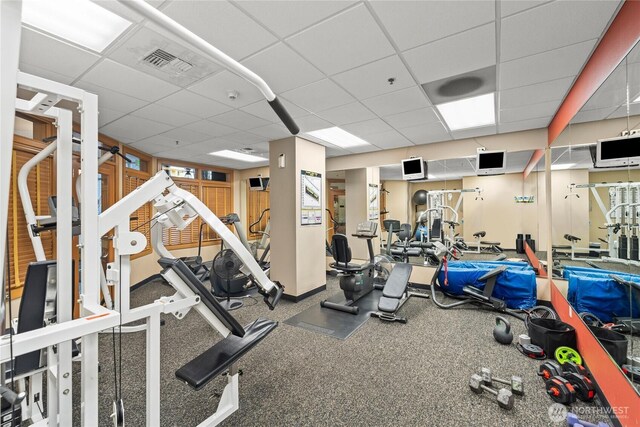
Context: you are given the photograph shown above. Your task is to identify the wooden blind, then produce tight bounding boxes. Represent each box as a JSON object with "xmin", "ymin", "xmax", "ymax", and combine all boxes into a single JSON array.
[
  {"xmin": 6, "ymin": 145, "xmax": 54, "ymax": 297},
  {"xmin": 247, "ymin": 186, "xmax": 270, "ymax": 238},
  {"xmin": 123, "ymin": 171, "xmax": 152, "ymax": 258},
  {"xmin": 162, "ymin": 181, "xmax": 201, "ymax": 247},
  {"xmin": 201, "ymin": 184, "xmax": 232, "ymax": 242}
]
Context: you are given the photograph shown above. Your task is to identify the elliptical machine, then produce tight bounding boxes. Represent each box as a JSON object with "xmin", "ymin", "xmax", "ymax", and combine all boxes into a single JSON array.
[{"xmin": 321, "ymin": 222, "xmax": 378, "ymax": 314}]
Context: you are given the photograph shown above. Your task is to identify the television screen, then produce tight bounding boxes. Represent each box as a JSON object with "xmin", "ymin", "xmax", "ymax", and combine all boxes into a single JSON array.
[
  {"xmin": 261, "ymin": 177, "xmax": 270, "ymax": 190},
  {"xmin": 476, "ymin": 151, "xmax": 506, "ymax": 175},
  {"xmin": 249, "ymin": 177, "xmax": 263, "ymax": 191},
  {"xmin": 600, "ymin": 135, "xmax": 640, "ymax": 160},
  {"xmin": 402, "ymin": 157, "xmax": 425, "ymax": 180}
]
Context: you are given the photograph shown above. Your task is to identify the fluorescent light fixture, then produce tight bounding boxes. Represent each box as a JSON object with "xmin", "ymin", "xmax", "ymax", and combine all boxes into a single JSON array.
[
  {"xmin": 306, "ymin": 127, "xmax": 370, "ymax": 148},
  {"xmin": 209, "ymin": 150, "xmax": 266, "ymax": 163},
  {"xmin": 436, "ymin": 93, "xmax": 496, "ymax": 131},
  {"xmin": 22, "ymin": 0, "xmax": 131, "ymax": 52},
  {"xmin": 551, "ymin": 163, "xmax": 576, "ymax": 171},
  {"xmin": 634, "ymin": 94, "xmax": 640, "ymax": 103}
]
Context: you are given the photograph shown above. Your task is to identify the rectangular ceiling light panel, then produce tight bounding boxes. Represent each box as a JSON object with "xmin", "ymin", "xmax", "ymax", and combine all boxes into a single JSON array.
[
  {"xmin": 22, "ymin": 0, "xmax": 131, "ymax": 52},
  {"xmin": 436, "ymin": 93, "xmax": 495, "ymax": 131}
]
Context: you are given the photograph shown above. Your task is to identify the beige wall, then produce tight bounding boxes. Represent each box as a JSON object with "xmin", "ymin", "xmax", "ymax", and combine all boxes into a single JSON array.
[
  {"xmin": 382, "ymin": 180, "xmax": 410, "ymax": 224},
  {"xmin": 345, "ymin": 167, "xmax": 380, "ymax": 259},
  {"xmin": 269, "ymin": 137, "xmax": 326, "ymax": 297}
]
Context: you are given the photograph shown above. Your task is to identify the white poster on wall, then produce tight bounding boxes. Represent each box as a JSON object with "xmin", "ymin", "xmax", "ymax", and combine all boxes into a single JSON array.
[
  {"xmin": 368, "ymin": 183, "xmax": 379, "ymax": 220},
  {"xmin": 301, "ymin": 170, "xmax": 322, "ymax": 225}
]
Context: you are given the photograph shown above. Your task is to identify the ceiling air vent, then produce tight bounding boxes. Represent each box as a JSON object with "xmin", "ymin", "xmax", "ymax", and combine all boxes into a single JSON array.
[{"xmin": 142, "ymin": 49, "xmax": 193, "ymax": 74}]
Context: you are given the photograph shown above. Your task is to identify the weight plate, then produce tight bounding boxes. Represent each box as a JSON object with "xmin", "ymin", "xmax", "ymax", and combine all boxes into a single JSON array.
[
  {"xmin": 555, "ymin": 346, "xmax": 582, "ymax": 365},
  {"xmin": 579, "ymin": 312, "xmax": 604, "ymax": 327},
  {"xmin": 530, "ymin": 306, "xmax": 557, "ymax": 319}
]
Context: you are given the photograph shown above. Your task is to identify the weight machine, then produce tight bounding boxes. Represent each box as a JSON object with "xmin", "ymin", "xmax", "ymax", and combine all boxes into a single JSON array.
[
  {"xmin": 1, "ymin": 0, "xmax": 298, "ymax": 425},
  {"xmin": 562, "ymin": 182, "xmax": 640, "ymax": 266}
]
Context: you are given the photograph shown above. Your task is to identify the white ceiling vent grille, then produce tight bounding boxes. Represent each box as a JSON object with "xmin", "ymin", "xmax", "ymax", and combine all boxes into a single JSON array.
[{"xmin": 142, "ymin": 49, "xmax": 193, "ymax": 74}]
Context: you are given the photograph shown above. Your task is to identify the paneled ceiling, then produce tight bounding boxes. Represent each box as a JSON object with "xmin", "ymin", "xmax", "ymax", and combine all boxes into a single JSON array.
[{"xmin": 18, "ymin": 0, "xmax": 622, "ymax": 169}]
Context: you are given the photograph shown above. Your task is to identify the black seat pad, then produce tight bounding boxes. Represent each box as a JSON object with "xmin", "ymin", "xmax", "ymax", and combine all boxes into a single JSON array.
[
  {"xmin": 329, "ymin": 261, "xmax": 371, "ymax": 272},
  {"xmin": 378, "ymin": 296, "xmax": 400, "ymax": 313},
  {"xmin": 176, "ymin": 318, "xmax": 277, "ymax": 390},
  {"xmin": 382, "ymin": 263, "xmax": 412, "ymax": 299},
  {"xmin": 481, "ymin": 241, "xmax": 501, "ymax": 245},
  {"xmin": 390, "ymin": 248, "xmax": 421, "ymax": 257},
  {"xmin": 473, "ymin": 231, "xmax": 486, "ymax": 238}
]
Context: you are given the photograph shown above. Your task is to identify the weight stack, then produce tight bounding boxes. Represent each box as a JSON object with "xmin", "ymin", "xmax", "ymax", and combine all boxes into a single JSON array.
[
  {"xmin": 0, "ymin": 400, "xmax": 21, "ymax": 427},
  {"xmin": 619, "ymin": 234, "xmax": 629, "ymax": 260},
  {"xmin": 588, "ymin": 242, "xmax": 601, "ymax": 258},
  {"xmin": 516, "ymin": 234, "xmax": 524, "ymax": 254},
  {"xmin": 631, "ymin": 236, "xmax": 639, "ymax": 261}
]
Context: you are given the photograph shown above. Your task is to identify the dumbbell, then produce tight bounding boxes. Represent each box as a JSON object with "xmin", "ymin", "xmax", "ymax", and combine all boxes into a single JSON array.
[
  {"xmin": 538, "ymin": 360, "xmax": 564, "ymax": 380},
  {"xmin": 545, "ymin": 376, "xmax": 577, "ymax": 404},
  {"xmin": 469, "ymin": 373, "xmax": 514, "ymax": 410},
  {"xmin": 539, "ymin": 361, "xmax": 594, "ymax": 402},
  {"xmin": 566, "ymin": 412, "xmax": 611, "ymax": 427},
  {"xmin": 562, "ymin": 361, "xmax": 590, "ymax": 378},
  {"xmin": 481, "ymin": 368, "xmax": 524, "ymax": 396}
]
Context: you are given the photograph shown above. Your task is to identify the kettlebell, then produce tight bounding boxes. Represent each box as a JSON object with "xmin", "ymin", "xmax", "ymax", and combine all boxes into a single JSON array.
[{"xmin": 493, "ymin": 316, "xmax": 513, "ymax": 345}]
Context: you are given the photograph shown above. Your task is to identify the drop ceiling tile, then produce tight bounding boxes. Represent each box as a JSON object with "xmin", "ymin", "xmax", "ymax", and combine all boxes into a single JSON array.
[
  {"xmin": 155, "ymin": 90, "xmax": 232, "ymax": 118},
  {"xmin": 403, "ymin": 23, "xmax": 496, "ymax": 84},
  {"xmin": 236, "ymin": 1, "xmax": 355, "ymax": 38},
  {"xmin": 224, "ymin": 131, "xmax": 266, "ymax": 145},
  {"xmin": 20, "ymin": 28, "xmax": 100, "ymax": 81},
  {"xmin": 108, "ymin": 25, "xmax": 221, "ymax": 88},
  {"xmin": 362, "ymin": 87, "xmax": 430, "ymax": 117},
  {"xmin": 287, "ymin": 4, "xmax": 395, "ymax": 75},
  {"xmin": 182, "ymin": 120, "xmax": 237, "ymax": 138},
  {"xmin": 398, "ymin": 122, "xmax": 450, "ymax": 144},
  {"xmin": 282, "ymin": 79, "xmax": 354, "ymax": 112},
  {"xmin": 365, "ymin": 130, "xmax": 414, "ymax": 149},
  {"xmin": 500, "ymin": 1, "xmax": 551, "ymax": 18},
  {"xmin": 161, "ymin": 1, "xmax": 277, "ymax": 59},
  {"xmin": 500, "ymin": 40, "xmax": 596, "ymax": 90},
  {"xmin": 21, "ymin": 63, "xmax": 75, "ymax": 85},
  {"xmin": 100, "ymin": 115, "xmax": 173, "ymax": 142},
  {"xmin": 98, "ymin": 107, "xmax": 125, "ymax": 127},
  {"xmin": 499, "ymin": 77, "xmax": 574, "ymax": 109},
  {"xmin": 155, "ymin": 147, "xmax": 203, "ymax": 160},
  {"xmin": 572, "ymin": 106, "xmax": 618, "ymax": 124},
  {"xmin": 501, "ymin": 1, "xmax": 620, "ymax": 62},
  {"xmin": 498, "ymin": 117, "xmax": 550, "ymax": 133},
  {"xmin": 93, "ymin": 0, "xmax": 165, "ymax": 23},
  {"xmin": 248, "ymin": 124, "xmax": 290, "ymax": 140},
  {"xmin": 129, "ymin": 135, "xmax": 190, "ymax": 155},
  {"xmin": 370, "ymin": 1, "xmax": 495, "ymax": 51},
  {"xmin": 348, "ymin": 145, "xmax": 380, "ymax": 154},
  {"xmin": 240, "ymin": 99, "xmax": 309, "ymax": 122},
  {"xmin": 209, "ymin": 110, "xmax": 271, "ymax": 130},
  {"xmin": 241, "ymin": 43, "xmax": 324, "ymax": 93},
  {"xmin": 295, "ymin": 115, "xmax": 334, "ymax": 132},
  {"xmin": 74, "ymin": 81, "xmax": 149, "ymax": 113},
  {"xmin": 383, "ymin": 108, "xmax": 440, "ymax": 129},
  {"xmin": 318, "ymin": 102, "xmax": 377, "ymax": 126},
  {"xmin": 131, "ymin": 103, "xmax": 200, "ymax": 127},
  {"xmin": 325, "ymin": 147, "xmax": 348, "ymax": 158},
  {"xmin": 343, "ymin": 119, "xmax": 393, "ymax": 137},
  {"xmin": 189, "ymin": 70, "xmax": 264, "ymax": 108},
  {"xmin": 80, "ymin": 59, "xmax": 179, "ymax": 102},
  {"xmin": 451, "ymin": 125, "xmax": 497, "ymax": 140},
  {"xmin": 501, "ymin": 100, "xmax": 560, "ymax": 123},
  {"xmin": 246, "ymin": 141, "xmax": 270, "ymax": 153},
  {"xmin": 608, "ymin": 102, "xmax": 640, "ymax": 120},
  {"xmin": 332, "ymin": 55, "xmax": 415, "ymax": 99},
  {"xmin": 161, "ymin": 127, "xmax": 211, "ymax": 144}
]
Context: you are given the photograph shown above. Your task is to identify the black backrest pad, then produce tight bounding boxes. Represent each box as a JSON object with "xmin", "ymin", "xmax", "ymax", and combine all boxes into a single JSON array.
[
  {"xmin": 158, "ymin": 257, "xmax": 245, "ymax": 337},
  {"xmin": 331, "ymin": 234, "xmax": 351, "ymax": 265},
  {"xmin": 15, "ymin": 261, "xmax": 56, "ymax": 375},
  {"xmin": 383, "ymin": 219, "xmax": 400, "ymax": 232},
  {"xmin": 431, "ymin": 218, "xmax": 442, "ymax": 239}
]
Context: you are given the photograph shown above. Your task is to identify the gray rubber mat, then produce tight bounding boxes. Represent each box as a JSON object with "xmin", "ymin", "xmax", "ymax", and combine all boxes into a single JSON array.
[{"xmin": 284, "ymin": 289, "xmax": 382, "ymax": 339}]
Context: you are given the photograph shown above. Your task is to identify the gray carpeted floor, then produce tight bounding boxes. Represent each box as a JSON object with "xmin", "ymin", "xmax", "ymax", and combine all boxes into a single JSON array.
[{"xmin": 71, "ymin": 275, "xmax": 616, "ymax": 426}]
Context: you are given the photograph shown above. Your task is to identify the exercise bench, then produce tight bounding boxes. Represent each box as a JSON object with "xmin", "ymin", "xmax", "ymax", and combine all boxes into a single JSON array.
[{"xmin": 371, "ymin": 263, "xmax": 429, "ymax": 323}]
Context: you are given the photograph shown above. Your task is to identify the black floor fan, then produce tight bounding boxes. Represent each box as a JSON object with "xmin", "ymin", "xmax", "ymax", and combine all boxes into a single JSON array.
[{"xmin": 212, "ymin": 249, "xmax": 245, "ymax": 311}]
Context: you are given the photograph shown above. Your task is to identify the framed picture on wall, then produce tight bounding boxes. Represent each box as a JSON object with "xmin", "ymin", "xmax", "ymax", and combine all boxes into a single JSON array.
[
  {"xmin": 301, "ymin": 170, "xmax": 322, "ymax": 225},
  {"xmin": 368, "ymin": 183, "xmax": 379, "ymax": 220}
]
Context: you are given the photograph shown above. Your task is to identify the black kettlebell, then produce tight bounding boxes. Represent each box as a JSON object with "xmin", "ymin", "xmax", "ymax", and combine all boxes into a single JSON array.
[{"xmin": 493, "ymin": 316, "xmax": 513, "ymax": 345}]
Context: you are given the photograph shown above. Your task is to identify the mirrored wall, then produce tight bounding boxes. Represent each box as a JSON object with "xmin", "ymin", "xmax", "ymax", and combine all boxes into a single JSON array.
[{"xmin": 551, "ymin": 40, "xmax": 640, "ymax": 391}]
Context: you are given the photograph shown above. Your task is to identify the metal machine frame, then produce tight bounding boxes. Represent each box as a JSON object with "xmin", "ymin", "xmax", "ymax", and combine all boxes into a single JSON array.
[{"xmin": 1, "ymin": 1, "xmax": 297, "ymax": 425}]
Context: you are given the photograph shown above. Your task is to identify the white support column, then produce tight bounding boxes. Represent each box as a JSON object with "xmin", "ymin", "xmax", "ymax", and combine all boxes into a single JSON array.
[
  {"xmin": 146, "ymin": 311, "xmax": 161, "ymax": 426},
  {"xmin": 79, "ymin": 91, "xmax": 101, "ymax": 426},
  {"xmin": 0, "ymin": 0, "xmax": 22, "ymax": 325},
  {"xmin": 55, "ymin": 109, "xmax": 74, "ymax": 426}
]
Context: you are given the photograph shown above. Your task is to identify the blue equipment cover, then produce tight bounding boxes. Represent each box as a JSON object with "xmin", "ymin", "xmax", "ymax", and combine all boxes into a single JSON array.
[
  {"xmin": 437, "ymin": 261, "xmax": 537, "ymax": 309},
  {"xmin": 562, "ymin": 266, "xmax": 640, "ymax": 322}
]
